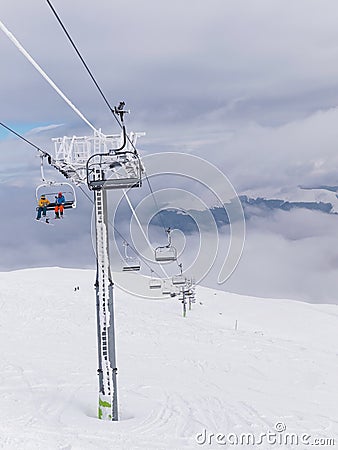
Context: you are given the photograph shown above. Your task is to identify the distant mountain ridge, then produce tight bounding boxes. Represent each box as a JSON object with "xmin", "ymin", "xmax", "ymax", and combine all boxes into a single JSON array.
[
  {"xmin": 151, "ymin": 195, "xmax": 334, "ymax": 233},
  {"xmin": 239, "ymin": 195, "xmax": 333, "ymax": 214}
]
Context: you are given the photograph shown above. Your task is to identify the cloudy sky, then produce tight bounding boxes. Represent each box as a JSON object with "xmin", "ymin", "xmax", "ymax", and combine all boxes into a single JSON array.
[{"xmin": 1, "ymin": 0, "xmax": 338, "ymax": 304}]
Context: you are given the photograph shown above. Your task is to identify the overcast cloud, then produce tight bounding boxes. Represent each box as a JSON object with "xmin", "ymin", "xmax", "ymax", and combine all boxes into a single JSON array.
[{"xmin": 2, "ymin": 1, "xmax": 338, "ymax": 304}]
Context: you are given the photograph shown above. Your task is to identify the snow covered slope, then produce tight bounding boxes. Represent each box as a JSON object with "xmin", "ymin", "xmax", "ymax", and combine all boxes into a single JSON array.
[{"xmin": 0, "ymin": 267, "xmax": 337, "ymax": 449}]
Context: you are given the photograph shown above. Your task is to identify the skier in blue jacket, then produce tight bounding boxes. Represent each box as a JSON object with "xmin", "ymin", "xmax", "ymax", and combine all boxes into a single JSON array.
[{"xmin": 55, "ymin": 192, "xmax": 65, "ymax": 218}]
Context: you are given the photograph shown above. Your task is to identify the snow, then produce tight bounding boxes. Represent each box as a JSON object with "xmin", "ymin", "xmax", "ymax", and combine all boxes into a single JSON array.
[{"xmin": 0, "ymin": 267, "xmax": 337, "ymax": 449}]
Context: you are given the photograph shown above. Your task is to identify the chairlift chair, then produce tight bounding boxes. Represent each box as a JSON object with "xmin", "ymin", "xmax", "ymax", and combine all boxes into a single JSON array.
[
  {"xmin": 150, "ymin": 279, "xmax": 162, "ymax": 289},
  {"xmin": 172, "ymin": 262, "xmax": 186, "ymax": 286},
  {"xmin": 36, "ymin": 154, "xmax": 76, "ymax": 210},
  {"xmin": 162, "ymin": 280, "xmax": 172, "ymax": 295},
  {"xmin": 172, "ymin": 275, "xmax": 186, "ymax": 286},
  {"xmin": 86, "ymin": 151, "xmax": 142, "ymax": 191},
  {"xmin": 35, "ymin": 182, "xmax": 76, "ymax": 211},
  {"xmin": 122, "ymin": 260, "xmax": 141, "ymax": 272},
  {"xmin": 149, "ymin": 271, "xmax": 162, "ymax": 290},
  {"xmin": 86, "ymin": 105, "xmax": 143, "ymax": 191},
  {"xmin": 154, "ymin": 228, "xmax": 177, "ymax": 262},
  {"xmin": 155, "ymin": 245, "xmax": 177, "ymax": 262},
  {"xmin": 122, "ymin": 241, "xmax": 141, "ymax": 272}
]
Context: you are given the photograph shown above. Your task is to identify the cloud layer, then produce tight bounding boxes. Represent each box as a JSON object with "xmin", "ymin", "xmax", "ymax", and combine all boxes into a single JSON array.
[{"xmin": 2, "ymin": 1, "xmax": 338, "ymax": 304}]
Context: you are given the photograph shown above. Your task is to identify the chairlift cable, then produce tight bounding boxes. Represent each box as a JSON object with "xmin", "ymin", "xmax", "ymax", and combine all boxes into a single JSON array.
[
  {"xmin": 45, "ymin": 0, "xmax": 117, "ymax": 120},
  {"xmin": 0, "ymin": 17, "xmax": 160, "ymax": 261},
  {"xmin": 45, "ymin": 0, "xmax": 169, "ymax": 237},
  {"xmin": 0, "ymin": 121, "xmax": 164, "ymax": 279},
  {"xmin": 2, "ymin": 9, "xmax": 170, "ymax": 259},
  {"xmin": 122, "ymin": 189, "xmax": 169, "ymax": 278},
  {"xmin": 0, "ymin": 121, "xmax": 68, "ymax": 180},
  {"xmin": 0, "ymin": 121, "xmax": 48, "ymax": 155},
  {"xmin": 0, "ymin": 18, "xmax": 98, "ymax": 134},
  {"xmin": 144, "ymin": 176, "xmax": 168, "ymax": 231},
  {"xmin": 78, "ymin": 185, "xmax": 163, "ymax": 278}
]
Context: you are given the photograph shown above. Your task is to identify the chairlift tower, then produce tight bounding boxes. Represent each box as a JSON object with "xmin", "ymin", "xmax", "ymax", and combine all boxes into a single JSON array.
[{"xmin": 48, "ymin": 104, "xmax": 144, "ymax": 421}]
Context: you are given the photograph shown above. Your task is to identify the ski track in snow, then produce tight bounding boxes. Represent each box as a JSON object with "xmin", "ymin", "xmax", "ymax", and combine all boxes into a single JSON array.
[{"xmin": 0, "ymin": 267, "xmax": 337, "ymax": 449}]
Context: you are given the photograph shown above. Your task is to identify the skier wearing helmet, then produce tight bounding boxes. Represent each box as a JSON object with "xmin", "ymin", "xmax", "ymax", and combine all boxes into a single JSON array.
[
  {"xmin": 36, "ymin": 194, "xmax": 50, "ymax": 220},
  {"xmin": 55, "ymin": 192, "xmax": 65, "ymax": 219}
]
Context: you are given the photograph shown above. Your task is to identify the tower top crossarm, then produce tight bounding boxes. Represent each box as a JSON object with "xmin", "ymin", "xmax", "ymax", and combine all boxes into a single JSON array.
[{"xmin": 51, "ymin": 130, "xmax": 145, "ymax": 186}]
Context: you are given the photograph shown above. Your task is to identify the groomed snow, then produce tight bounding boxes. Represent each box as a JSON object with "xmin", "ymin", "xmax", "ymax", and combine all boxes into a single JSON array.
[{"xmin": 0, "ymin": 267, "xmax": 337, "ymax": 449}]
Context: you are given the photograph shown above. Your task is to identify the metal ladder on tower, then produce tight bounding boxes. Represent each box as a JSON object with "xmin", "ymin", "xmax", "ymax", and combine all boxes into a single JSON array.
[{"xmin": 94, "ymin": 186, "xmax": 118, "ymax": 420}]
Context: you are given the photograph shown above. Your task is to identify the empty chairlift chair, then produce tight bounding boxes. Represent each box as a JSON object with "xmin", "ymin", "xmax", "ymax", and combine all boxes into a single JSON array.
[
  {"xmin": 86, "ymin": 151, "xmax": 142, "ymax": 191},
  {"xmin": 149, "ymin": 271, "xmax": 162, "ymax": 290},
  {"xmin": 172, "ymin": 274, "xmax": 186, "ymax": 286},
  {"xmin": 155, "ymin": 245, "xmax": 177, "ymax": 262},
  {"xmin": 162, "ymin": 280, "xmax": 172, "ymax": 295},
  {"xmin": 122, "ymin": 242, "xmax": 141, "ymax": 272},
  {"xmin": 172, "ymin": 263, "xmax": 186, "ymax": 286},
  {"xmin": 86, "ymin": 108, "xmax": 143, "ymax": 192},
  {"xmin": 154, "ymin": 228, "xmax": 177, "ymax": 263}
]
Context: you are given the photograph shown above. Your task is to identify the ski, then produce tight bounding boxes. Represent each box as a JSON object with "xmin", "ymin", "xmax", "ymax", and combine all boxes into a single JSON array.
[{"xmin": 35, "ymin": 218, "xmax": 54, "ymax": 226}]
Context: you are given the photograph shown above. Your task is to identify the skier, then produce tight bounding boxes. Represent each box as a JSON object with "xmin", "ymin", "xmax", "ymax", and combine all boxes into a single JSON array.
[
  {"xmin": 55, "ymin": 192, "xmax": 65, "ymax": 219},
  {"xmin": 36, "ymin": 194, "xmax": 50, "ymax": 220}
]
